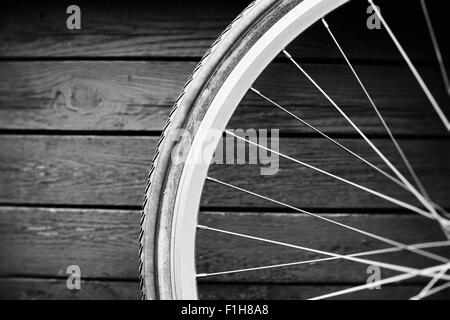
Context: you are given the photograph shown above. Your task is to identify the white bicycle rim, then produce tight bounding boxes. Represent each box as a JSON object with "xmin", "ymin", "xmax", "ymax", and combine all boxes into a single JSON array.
[{"xmin": 171, "ymin": 0, "xmax": 350, "ymax": 300}]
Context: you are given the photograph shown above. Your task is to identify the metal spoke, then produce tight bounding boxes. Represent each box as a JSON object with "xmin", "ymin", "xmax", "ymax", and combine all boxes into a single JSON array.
[
  {"xmin": 411, "ymin": 264, "xmax": 450, "ymax": 300},
  {"xmin": 250, "ymin": 87, "xmax": 408, "ymax": 192},
  {"xmin": 414, "ymin": 281, "xmax": 450, "ymax": 300},
  {"xmin": 282, "ymin": 49, "xmax": 446, "ymax": 227},
  {"xmin": 207, "ymin": 175, "xmax": 447, "ymax": 263},
  {"xmin": 198, "ymin": 224, "xmax": 450, "ymax": 280},
  {"xmin": 321, "ymin": 18, "xmax": 449, "ymax": 237},
  {"xmin": 309, "ymin": 263, "xmax": 450, "ymax": 300},
  {"xmin": 224, "ymin": 130, "xmax": 433, "ymax": 219},
  {"xmin": 197, "ymin": 240, "xmax": 450, "ymax": 278},
  {"xmin": 368, "ymin": 0, "xmax": 450, "ymax": 131},
  {"xmin": 420, "ymin": 0, "xmax": 450, "ymax": 95}
]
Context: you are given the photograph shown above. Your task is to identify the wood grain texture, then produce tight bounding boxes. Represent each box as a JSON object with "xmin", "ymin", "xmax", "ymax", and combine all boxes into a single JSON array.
[
  {"xmin": 205, "ymin": 136, "xmax": 450, "ymax": 209},
  {"xmin": 0, "ymin": 61, "xmax": 448, "ymax": 135},
  {"xmin": 0, "ymin": 207, "xmax": 140, "ymax": 279},
  {"xmin": 198, "ymin": 283, "xmax": 450, "ymax": 300},
  {"xmin": 196, "ymin": 212, "xmax": 449, "ymax": 283},
  {"xmin": 1, "ymin": 207, "xmax": 448, "ymax": 283},
  {"xmin": 0, "ymin": 135, "xmax": 156, "ymax": 206},
  {"xmin": 1, "ymin": 278, "xmax": 449, "ymax": 300},
  {"xmin": 1, "ymin": 135, "xmax": 448, "ymax": 208},
  {"xmin": 1, "ymin": 0, "xmax": 448, "ymax": 61},
  {"xmin": 0, "ymin": 278, "xmax": 140, "ymax": 300},
  {"xmin": 0, "ymin": 1, "xmax": 247, "ymax": 58},
  {"xmin": 0, "ymin": 61, "xmax": 185, "ymax": 131}
]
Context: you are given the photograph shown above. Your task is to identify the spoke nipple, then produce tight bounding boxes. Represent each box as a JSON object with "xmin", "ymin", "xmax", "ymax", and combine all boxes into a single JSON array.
[
  {"xmin": 197, "ymin": 224, "xmax": 208, "ymax": 230},
  {"xmin": 250, "ymin": 87, "xmax": 260, "ymax": 95},
  {"xmin": 224, "ymin": 129, "xmax": 234, "ymax": 136},
  {"xmin": 196, "ymin": 273, "xmax": 208, "ymax": 278},
  {"xmin": 321, "ymin": 19, "xmax": 329, "ymax": 28},
  {"xmin": 282, "ymin": 50, "xmax": 292, "ymax": 59}
]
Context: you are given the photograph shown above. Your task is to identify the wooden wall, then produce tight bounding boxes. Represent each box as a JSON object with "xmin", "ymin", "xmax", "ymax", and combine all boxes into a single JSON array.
[{"xmin": 0, "ymin": 0, "xmax": 449, "ymax": 299}]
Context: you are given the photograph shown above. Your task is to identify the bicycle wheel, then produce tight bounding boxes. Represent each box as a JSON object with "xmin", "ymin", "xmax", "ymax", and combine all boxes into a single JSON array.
[{"xmin": 140, "ymin": 0, "xmax": 450, "ymax": 300}]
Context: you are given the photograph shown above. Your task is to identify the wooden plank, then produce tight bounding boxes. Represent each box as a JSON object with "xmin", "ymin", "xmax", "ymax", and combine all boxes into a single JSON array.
[
  {"xmin": 0, "ymin": 207, "xmax": 140, "ymax": 279},
  {"xmin": 1, "ymin": 279, "xmax": 449, "ymax": 300},
  {"xmin": 1, "ymin": 135, "xmax": 448, "ymax": 207},
  {"xmin": 196, "ymin": 212, "xmax": 450, "ymax": 283},
  {"xmin": 0, "ymin": 135, "xmax": 156, "ymax": 206},
  {"xmin": 198, "ymin": 283, "xmax": 450, "ymax": 300},
  {"xmin": 0, "ymin": 278, "xmax": 140, "ymax": 300},
  {"xmin": 204, "ymin": 136, "xmax": 450, "ymax": 209},
  {"xmin": 1, "ymin": 207, "xmax": 448, "ymax": 283},
  {"xmin": 237, "ymin": 63, "xmax": 449, "ymax": 136},
  {"xmin": 0, "ymin": 1, "xmax": 246, "ymax": 58},
  {"xmin": 0, "ymin": 62, "xmax": 448, "ymax": 135},
  {"xmin": 1, "ymin": 0, "xmax": 448, "ymax": 61},
  {"xmin": 0, "ymin": 61, "xmax": 185, "ymax": 131}
]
